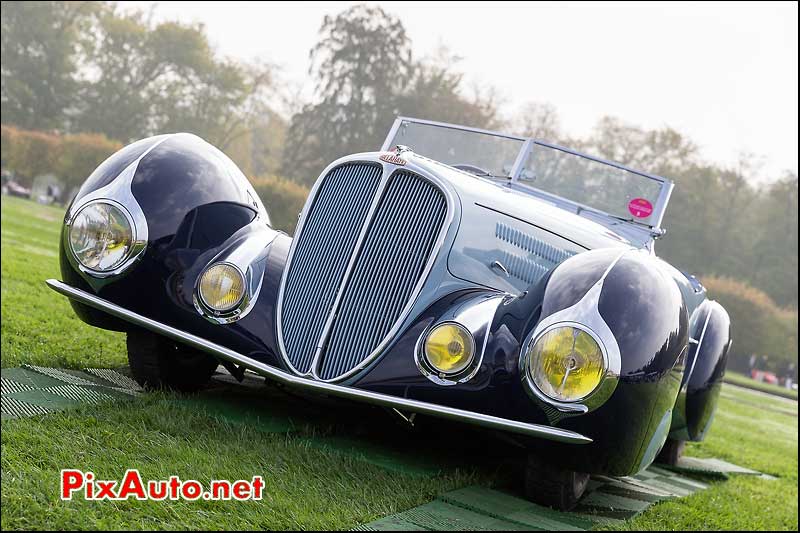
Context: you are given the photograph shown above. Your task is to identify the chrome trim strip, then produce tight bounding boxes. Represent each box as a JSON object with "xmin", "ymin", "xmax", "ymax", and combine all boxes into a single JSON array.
[
  {"xmin": 381, "ymin": 118, "xmax": 404, "ymax": 151},
  {"xmin": 684, "ymin": 305, "xmax": 715, "ymax": 388},
  {"xmin": 651, "ymin": 180, "xmax": 674, "ymax": 231},
  {"xmin": 45, "ymin": 279, "xmax": 592, "ymax": 445}
]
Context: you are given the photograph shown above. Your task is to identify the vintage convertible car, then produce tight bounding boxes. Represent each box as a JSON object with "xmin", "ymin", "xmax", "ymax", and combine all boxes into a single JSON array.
[{"xmin": 48, "ymin": 117, "xmax": 731, "ymax": 509}]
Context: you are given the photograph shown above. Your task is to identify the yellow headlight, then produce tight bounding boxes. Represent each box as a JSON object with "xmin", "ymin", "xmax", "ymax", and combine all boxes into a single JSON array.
[
  {"xmin": 198, "ymin": 263, "xmax": 245, "ymax": 312},
  {"xmin": 528, "ymin": 325, "xmax": 606, "ymax": 402},
  {"xmin": 423, "ymin": 323, "xmax": 475, "ymax": 375}
]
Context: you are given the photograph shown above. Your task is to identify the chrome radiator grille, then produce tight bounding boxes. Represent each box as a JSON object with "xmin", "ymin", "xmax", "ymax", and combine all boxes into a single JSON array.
[
  {"xmin": 279, "ymin": 163, "xmax": 448, "ymax": 381},
  {"xmin": 318, "ymin": 171, "xmax": 448, "ymax": 380},
  {"xmin": 280, "ymin": 162, "xmax": 383, "ymax": 374}
]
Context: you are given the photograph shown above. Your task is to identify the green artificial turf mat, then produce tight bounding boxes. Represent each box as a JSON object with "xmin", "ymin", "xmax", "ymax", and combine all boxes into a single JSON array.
[
  {"xmin": 441, "ymin": 486, "xmax": 592, "ymax": 530},
  {"xmin": 354, "ymin": 458, "xmax": 756, "ymax": 531},
  {"xmin": 83, "ymin": 367, "xmax": 142, "ymax": 389},
  {"xmin": 373, "ymin": 498, "xmax": 541, "ymax": 531},
  {"xmin": 664, "ymin": 455, "xmax": 762, "ymax": 478},
  {"xmin": 2, "ymin": 367, "xmax": 68, "ymax": 389},
  {"xmin": 1, "ymin": 366, "xmax": 139, "ymax": 419}
]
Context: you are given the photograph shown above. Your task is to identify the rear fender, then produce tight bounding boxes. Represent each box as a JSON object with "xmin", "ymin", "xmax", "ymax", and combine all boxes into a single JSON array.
[{"xmin": 670, "ymin": 300, "xmax": 731, "ymax": 441}]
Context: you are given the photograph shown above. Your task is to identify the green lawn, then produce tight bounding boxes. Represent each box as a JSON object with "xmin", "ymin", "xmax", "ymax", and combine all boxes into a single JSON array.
[
  {"xmin": 1, "ymin": 196, "xmax": 126, "ymax": 369},
  {"xmin": 1, "ymin": 195, "xmax": 797, "ymax": 530},
  {"xmin": 724, "ymin": 370, "xmax": 798, "ymax": 400}
]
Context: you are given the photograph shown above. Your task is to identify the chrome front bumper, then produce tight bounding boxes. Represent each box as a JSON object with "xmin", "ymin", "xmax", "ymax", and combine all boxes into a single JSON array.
[{"xmin": 46, "ymin": 279, "xmax": 592, "ymax": 445}]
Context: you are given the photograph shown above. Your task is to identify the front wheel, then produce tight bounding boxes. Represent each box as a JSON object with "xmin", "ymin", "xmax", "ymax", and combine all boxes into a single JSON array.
[
  {"xmin": 524, "ymin": 454, "xmax": 590, "ymax": 511},
  {"xmin": 127, "ymin": 329, "xmax": 218, "ymax": 392}
]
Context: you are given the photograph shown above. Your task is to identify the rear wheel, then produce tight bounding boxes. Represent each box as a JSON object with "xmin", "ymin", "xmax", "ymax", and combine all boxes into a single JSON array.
[
  {"xmin": 127, "ymin": 329, "xmax": 218, "ymax": 392},
  {"xmin": 655, "ymin": 438, "xmax": 685, "ymax": 466},
  {"xmin": 524, "ymin": 454, "xmax": 590, "ymax": 511}
]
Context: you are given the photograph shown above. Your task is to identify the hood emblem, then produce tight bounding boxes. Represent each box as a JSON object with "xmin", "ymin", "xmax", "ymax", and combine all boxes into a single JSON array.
[{"xmin": 379, "ymin": 152, "xmax": 407, "ymax": 166}]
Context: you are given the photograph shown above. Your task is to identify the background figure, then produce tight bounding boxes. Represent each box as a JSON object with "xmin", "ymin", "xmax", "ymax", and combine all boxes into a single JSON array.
[
  {"xmin": 786, "ymin": 363, "xmax": 797, "ymax": 390},
  {"xmin": 748, "ymin": 353, "xmax": 758, "ymax": 378}
]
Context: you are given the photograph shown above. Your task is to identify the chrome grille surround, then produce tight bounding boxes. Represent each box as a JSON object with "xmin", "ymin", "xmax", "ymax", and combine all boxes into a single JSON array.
[{"xmin": 276, "ymin": 157, "xmax": 453, "ymax": 382}]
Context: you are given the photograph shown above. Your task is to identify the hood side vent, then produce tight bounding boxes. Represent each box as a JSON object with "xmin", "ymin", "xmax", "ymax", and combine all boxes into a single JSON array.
[{"xmin": 495, "ymin": 222, "xmax": 575, "ymax": 264}]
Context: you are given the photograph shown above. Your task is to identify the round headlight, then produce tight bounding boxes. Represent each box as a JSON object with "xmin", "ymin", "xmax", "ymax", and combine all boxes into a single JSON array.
[
  {"xmin": 423, "ymin": 322, "xmax": 475, "ymax": 375},
  {"xmin": 527, "ymin": 325, "xmax": 606, "ymax": 402},
  {"xmin": 69, "ymin": 201, "xmax": 134, "ymax": 272},
  {"xmin": 198, "ymin": 263, "xmax": 245, "ymax": 312}
]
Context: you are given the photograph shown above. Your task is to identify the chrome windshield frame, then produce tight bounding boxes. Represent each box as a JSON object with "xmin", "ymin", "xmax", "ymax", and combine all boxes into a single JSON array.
[{"xmin": 381, "ymin": 116, "xmax": 674, "ymax": 233}]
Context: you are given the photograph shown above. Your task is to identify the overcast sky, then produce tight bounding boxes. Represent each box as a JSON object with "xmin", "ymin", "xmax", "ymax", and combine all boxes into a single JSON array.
[{"xmin": 122, "ymin": 1, "xmax": 798, "ymax": 180}]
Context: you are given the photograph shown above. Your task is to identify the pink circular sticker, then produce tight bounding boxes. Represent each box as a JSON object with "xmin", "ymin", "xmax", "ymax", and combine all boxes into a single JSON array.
[{"xmin": 628, "ymin": 198, "xmax": 653, "ymax": 218}]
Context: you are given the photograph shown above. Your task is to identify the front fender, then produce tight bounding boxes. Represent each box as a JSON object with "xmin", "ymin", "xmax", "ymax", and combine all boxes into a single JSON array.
[
  {"xmin": 59, "ymin": 133, "xmax": 291, "ymax": 367},
  {"xmin": 510, "ymin": 248, "xmax": 689, "ymax": 475}
]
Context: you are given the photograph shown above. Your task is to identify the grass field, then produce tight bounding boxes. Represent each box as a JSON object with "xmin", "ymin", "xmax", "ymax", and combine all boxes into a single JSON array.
[
  {"xmin": 1, "ymin": 195, "xmax": 797, "ymax": 530},
  {"xmin": 724, "ymin": 370, "xmax": 798, "ymax": 400}
]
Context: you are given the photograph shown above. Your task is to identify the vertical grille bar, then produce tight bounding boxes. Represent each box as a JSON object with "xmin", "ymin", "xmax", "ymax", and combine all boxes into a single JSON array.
[
  {"xmin": 318, "ymin": 171, "xmax": 448, "ymax": 380},
  {"xmin": 280, "ymin": 162, "xmax": 382, "ymax": 373}
]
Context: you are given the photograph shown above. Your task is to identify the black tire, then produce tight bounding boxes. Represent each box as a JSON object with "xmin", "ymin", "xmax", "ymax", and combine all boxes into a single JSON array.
[
  {"xmin": 655, "ymin": 438, "xmax": 685, "ymax": 466},
  {"xmin": 524, "ymin": 455, "xmax": 590, "ymax": 511},
  {"xmin": 127, "ymin": 329, "xmax": 218, "ymax": 392}
]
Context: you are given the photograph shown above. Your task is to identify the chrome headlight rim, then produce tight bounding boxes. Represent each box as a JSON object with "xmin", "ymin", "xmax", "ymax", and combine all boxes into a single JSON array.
[
  {"xmin": 413, "ymin": 294, "xmax": 506, "ymax": 387},
  {"xmin": 420, "ymin": 320, "xmax": 477, "ymax": 378},
  {"xmin": 521, "ymin": 320, "xmax": 618, "ymax": 412},
  {"xmin": 193, "ymin": 261, "xmax": 250, "ymax": 323},
  {"xmin": 64, "ymin": 198, "xmax": 146, "ymax": 279}
]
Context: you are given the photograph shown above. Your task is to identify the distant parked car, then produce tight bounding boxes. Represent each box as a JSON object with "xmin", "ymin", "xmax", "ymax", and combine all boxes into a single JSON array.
[{"xmin": 49, "ymin": 117, "xmax": 732, "ymax": 510}]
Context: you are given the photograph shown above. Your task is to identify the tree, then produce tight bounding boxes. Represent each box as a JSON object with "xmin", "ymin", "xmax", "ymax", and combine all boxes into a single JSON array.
[
  {"xmin": 75, "ymin": 8, "xmax": 212, "ymax": 141},
  {"xmin": 397, "ymin": 47, "xmax": 501, "ymax": 131},
  {"xmin": 309, "ymin": 3, "xmax": 412, "ymax": 143},
  {"xmin": 1, "ymin": 127, "xmax": 61, "ymax": 187},
  {"xmin": 586, "ymin": 116, "xmax": 698, "ymax": 174},
  {"xmin": 513, "ymin": 102, "xmax": 563, "ymax": 141},
  {"xmin": 0, "ymin": 1, "xmax": 99, "ymax": 130},
  {"xmin": 65, "ymin": 4, "xmax": 277, "ymax": 157},
  {"xmin": 281, "ymin": 4, "xmax": 413, "ymax": 182},
  {"xmin": 56, "ymin": 132, "xmax": 122, "ymax": 189},
  {"xmin": 282, "ymin": 5, "xmax": 502, "ymax": 183},
  {"xmin": 157, "ymin": 58, "xmax": 273, "ymax": 150},
  {"xmin": 748, "ymin": 174, "xmax": 799, "ymax": 307}
]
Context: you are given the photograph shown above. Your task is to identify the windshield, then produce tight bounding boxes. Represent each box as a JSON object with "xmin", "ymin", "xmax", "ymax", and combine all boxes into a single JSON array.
[
  {"xmin": 383, "ymin": 117, "xmax": 670, "ymax": 228},
  {"xmin": 518, "ymin": 143, "xmax": 664, "ymax": 225},
  {"xmin": 386, "ymin": 119, "xmax": 524, "ymax": 179}
]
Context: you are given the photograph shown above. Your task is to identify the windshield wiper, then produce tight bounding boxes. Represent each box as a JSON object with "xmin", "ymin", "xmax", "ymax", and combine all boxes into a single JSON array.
[
  {"xmin": 451, "ymin": 163, "xmax": 510, "ymax": 180},
  {"xmin": 578, "ymin": 206, "xmax": 645, "ymax": 226}
]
